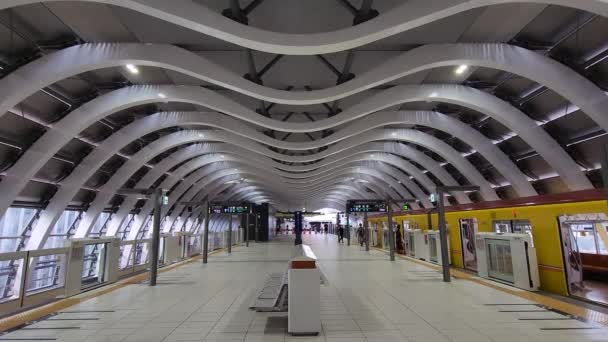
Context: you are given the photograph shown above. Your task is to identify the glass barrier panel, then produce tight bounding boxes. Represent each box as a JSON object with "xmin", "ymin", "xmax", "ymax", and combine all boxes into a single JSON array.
[
  {"xmin": 26, "ymin": 254, "xmax": 66, "ymax": 294},
  {"xmin": 135, "ymin": 242, "xmax": 149, "ymax": 265},
  {"xmin": 81, "ymin": 243, "xmax": 107, "ymax": 289},
  {"xmin": 119, "ymin": 244, "xmax": 134, "ymax": 270},
  {"xmin": 0, "ymin": 258, "xmax": 22, "ymax": 303}
]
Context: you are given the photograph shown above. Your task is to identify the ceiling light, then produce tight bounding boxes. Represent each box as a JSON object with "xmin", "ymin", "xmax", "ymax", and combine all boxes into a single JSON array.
[
  {"xmin": 429, "ymin": 92, "xmax": 438, "ymax": 98},
  {"xmin": 370, "ymin": 154, "xmax": 375, "ymax": 158},
  {"xmin": 221, "ymin": 155, "xmax": 225, "ymax": 158},
  {"xmin": 198, "ymin": 133, "xmax": 204, "ymax": 138},
  {"xmin": 455, "ymin": 65, "xmax": 468, "ymax": 75},
  {"xmin": 391, "ymin": 132, "xmax": 397, "ymax": 137},
  {"xmin": 158, "ymin": 93, "xmax": 167, "ymax": 99},
  {"xmin": 125, "ymin": 64, "xmax": 139, "ymax": 74}
]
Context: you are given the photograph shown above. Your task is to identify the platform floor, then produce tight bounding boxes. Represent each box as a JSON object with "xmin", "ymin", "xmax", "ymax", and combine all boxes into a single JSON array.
[{"xmin": 1, "ymin": 234, "xmax": 607, "ymax": 342}]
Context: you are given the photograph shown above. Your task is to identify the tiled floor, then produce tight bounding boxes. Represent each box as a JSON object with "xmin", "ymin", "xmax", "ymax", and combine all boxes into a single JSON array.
[{"xmin": 1, "ymin": 234, "xmax": 607, "ymax": 342}]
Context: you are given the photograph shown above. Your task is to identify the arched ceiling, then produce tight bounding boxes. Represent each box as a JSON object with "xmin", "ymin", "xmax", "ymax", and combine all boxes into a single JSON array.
[{"xmin": 0, "ymin": 0, "xmax": 607, "ymax": 249}]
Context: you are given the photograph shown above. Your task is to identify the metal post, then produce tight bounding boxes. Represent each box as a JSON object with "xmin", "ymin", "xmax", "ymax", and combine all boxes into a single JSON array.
[
  {"xmin": 203, "ymin": 204, "xmax": 210, "ymax": 264},
  {"xmin": 364, "ymin": 212, "xmax": 369, "ymax": 251},
  {"xmin": 149, "ymin": 188, "xmax": 163, "ymax": 286},
  {"xmin": 346, "ymin": 213, "xmax": 350, "ymax": 246},
  {"xmin": 255, "ymin": 214, "xmax": 259, "ymax": 242},
  {"xmin": 245, "ymin": 213, "xmax": 250, "ymax": 247},
  {"xmin": 227, "ymin": 214, "xmax": 232, "ymax": 253},
  {"xmin": 437, "ymin": 190, "xmax": 450, "ymax": 282},
  {"xmin": 387, "ymin": 200, "xmax": 395, "ymax": 261},
  {"xmin": 18, "ymin": 251, "xmax": 30, "ymax": 307}
]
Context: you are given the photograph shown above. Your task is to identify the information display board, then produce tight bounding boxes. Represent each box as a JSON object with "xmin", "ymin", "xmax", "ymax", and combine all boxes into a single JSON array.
[
  {"xmin": 209, "ymin": 202, "xmax": 251, "ymax": 214},
  {"xmin": 346, "ymin": 200, "xmax": 388, "ymax": 213}
]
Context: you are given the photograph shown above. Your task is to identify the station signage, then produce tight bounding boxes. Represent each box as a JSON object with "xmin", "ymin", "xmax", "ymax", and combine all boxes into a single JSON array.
[
  {"xmin": 402, "ymin": 203, "xmax": 411, "ymax": 211},
  {"xmin": 208, "ymin": 202, "xmax": 251, "ymax": 214},
  {"xmin": 346, "ymin": 200, "xmax": 388, "ymax": 213}
]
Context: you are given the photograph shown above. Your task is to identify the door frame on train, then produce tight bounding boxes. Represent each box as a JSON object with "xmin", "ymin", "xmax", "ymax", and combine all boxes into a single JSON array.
[
  {"xmin": 558, "ymin": 213, "xmax": 608, "ymax": 306},
  {"xmin": 459, "ymin": 218, "xmax": 479, "ymax": 272}
]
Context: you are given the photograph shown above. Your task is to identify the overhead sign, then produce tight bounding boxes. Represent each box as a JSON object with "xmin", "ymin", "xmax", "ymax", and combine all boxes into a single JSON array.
[
  {"xmin": 402, "ymin": 203, "xmax": 411, "ymax": 211},
  {"xmin": 162, "ymin": 195, "xmax": 169, "ymax": 206},
  {"xmin": 429, "ymin": 193, "xmax": 437, "ymax": 203},
  {"xmin": 276, "ymin": 211, "xmax": 322, "ymax": 218},
  {"xmin": 346, "ymin": 200, "xmax": 388, "ymax": 213},
  {"xmin": 208, "ymin": 202, "xmax": 251, "ymax": 214}
]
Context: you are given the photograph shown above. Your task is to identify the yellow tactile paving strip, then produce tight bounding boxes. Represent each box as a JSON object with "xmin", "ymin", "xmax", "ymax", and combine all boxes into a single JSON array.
[
  {"xmin": 0, "ymin": 248, "xmax": 227, "ymax": 333},
  {"xmin": 373, "ymin": 247, "xmax": 608, "ymax": 326}
]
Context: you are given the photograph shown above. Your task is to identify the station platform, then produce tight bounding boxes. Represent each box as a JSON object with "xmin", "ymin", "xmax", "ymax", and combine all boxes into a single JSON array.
[{"xmin": 1, "ymin": 235, "xmax": 607, "ymax": 342}]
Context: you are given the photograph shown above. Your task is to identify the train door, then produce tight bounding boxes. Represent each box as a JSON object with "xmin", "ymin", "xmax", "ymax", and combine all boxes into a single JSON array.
[
  {"xmin": 559, "ymin": 214, "xmax": 608, "ymax": 305},
  {"xmin": 459, "ymin": 218, "xmax": 478, "ymax": 271}
]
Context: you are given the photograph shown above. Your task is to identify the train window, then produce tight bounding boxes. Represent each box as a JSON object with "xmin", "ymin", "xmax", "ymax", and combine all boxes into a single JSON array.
[
  {"xmin": 597, "ymin": 223, "xmax": 608, "ymax": 255},
  {"xmin": 494, "ymin": 221, "xmax": 510, "ymax": 233},
  {"xmin": 571, "ymin": 224, "xmax": 598, "ymax": 253}
]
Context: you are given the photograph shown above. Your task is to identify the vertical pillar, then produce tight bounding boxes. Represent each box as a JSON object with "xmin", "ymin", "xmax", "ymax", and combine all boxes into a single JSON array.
[
  {"xmin": 149, "ymin": 188, "xmax": 163, "ymax": 286},
  {"xmin": 294, "ymin": 211, "xmax": 303, "ymax": 245},
  {"xmin": 437, "ymin": 191, "xmax": 450, "ymax": 282},
  {"xmin": 364, "ymin": 212, "xmax": 369, "ymax": 251},
  {"xmin": 245, "ymin": 213, "xmax": 250, "ymax": 247},
  {"xmin": 227, "ymin": 215, "xmax": 232, "ymax": 254},
  {"xmin": 203, "ymin": 205, "xmax": 210, "ymax": 264},
  {"xmin": 387, "ymin": 200, "xmax": 395, "ymax": 261},
  {"xmin": 255, "ymin": 213, "xmax": 259, "ymax": 242},
  {"xmin": 346, "ymin": 213, "xmax": 350, "ymax": 246}
]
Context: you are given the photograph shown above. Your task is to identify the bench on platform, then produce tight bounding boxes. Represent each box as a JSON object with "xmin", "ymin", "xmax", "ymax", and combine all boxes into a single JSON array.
[{"xmin": 250, "ymin": 244, "xmax": 324, "ymax": 312}]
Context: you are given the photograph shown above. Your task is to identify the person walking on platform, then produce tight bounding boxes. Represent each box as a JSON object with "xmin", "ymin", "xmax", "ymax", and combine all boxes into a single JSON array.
[
  {"xmin": 357, "ymin": 224, "xmax": 365, "ymax": 247},
  {"xmin": 338, "ymin": 225, "xmax": 344, "ymax": 243},
  {"xmin": 324, "ymin": 223, "xmax": 329, "ymax": 234},
  {"xmin": 395, "ymin": 224, "xmax": 404, "ymax": 253}
]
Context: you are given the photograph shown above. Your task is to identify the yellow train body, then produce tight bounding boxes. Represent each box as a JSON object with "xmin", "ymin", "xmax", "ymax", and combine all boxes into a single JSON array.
[{"xmin": 367, "ymin": 200, "xmax": 608, "ymax": 296}]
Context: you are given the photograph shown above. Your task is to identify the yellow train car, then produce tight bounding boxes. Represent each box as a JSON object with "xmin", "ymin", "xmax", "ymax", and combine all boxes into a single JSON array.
[{"xmin": 368, "ymin": 190, "xmax": 608, "ymax": 306}]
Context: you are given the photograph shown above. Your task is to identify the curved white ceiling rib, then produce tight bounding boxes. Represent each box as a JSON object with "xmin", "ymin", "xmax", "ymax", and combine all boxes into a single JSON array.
[
  {"xmin": 0, "ymin": 106, "xmax": 503, "ymax": 223},
  {"xmin": 124, "ymin": 166, "xmax": 406, "ymax": 240},
  {"xmin": 103, "ymin": 144, "xmax": 415, "ymax": 237},
  {"xmin": 94, "ymin": 157, "xmax": 405, "ymax": 242},
  {"xmin": 2, "ymin": 43, "xmax": 605, "ymax": 114},
  {"xmin": 84, "ymin": 144, "xmax": 433, "ymax": 238},
  {"xmin": 21, "ymin": 125, "xmax": 458, "ymax": 246},
  {"xmin": 2, "ymin": 1, "xmax": 608, "ymax": 54}
]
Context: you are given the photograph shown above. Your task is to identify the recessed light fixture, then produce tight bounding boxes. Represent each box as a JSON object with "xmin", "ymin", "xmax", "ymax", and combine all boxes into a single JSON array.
[
  {"xmin": 455, "ymin": 65, "xmax": 468, "ymax": 75},
  {"xmin": 158, "ymin": 93, "xmax": 167, "ymax": 99},
  {"xmin": 125, "ymin": 64, "xmax": 139, "ymax": 74},
  {"xmin": 391, "ymin": 132, "xmax": 397, "ymax": 137}
]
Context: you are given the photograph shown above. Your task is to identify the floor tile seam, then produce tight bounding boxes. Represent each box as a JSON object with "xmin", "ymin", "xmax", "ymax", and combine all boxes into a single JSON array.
[
  {"xmin": 374, "ymin": 246, "xmax": 608, "ymax": 327},
  {"xmin": 363, "ymin": 247, "xmax": 455, "ymax": 341},
  {"xmin": 206, "ymin": 246, "xmax": 263, "ymax": 342},
  {"xmin": 0, "ymin": 252, "xmax": 219, "ymax": 334}
]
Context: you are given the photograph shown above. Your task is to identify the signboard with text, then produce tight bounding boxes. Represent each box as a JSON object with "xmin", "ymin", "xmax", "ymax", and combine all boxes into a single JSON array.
[
  {"xmin": 208, "ymin": 202, "xmax": 251, "ymax": 214},
  {"xmin": 346, "ymin": 200, "xmax": 388, "ymax": 213}
]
